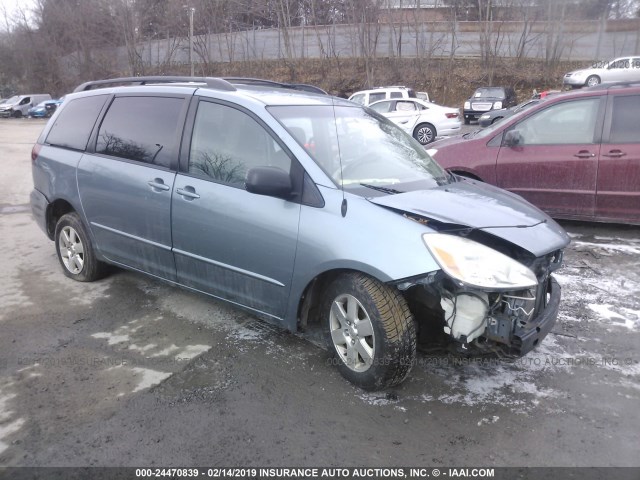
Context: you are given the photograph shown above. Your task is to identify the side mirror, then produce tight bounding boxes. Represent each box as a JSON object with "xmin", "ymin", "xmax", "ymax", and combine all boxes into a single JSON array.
[
  {"xmin": 245, "ymin": 166, "xmax": 293, "ymax": 199},
  {"xmin": 503, "ymin": 129, "xmax": 522, "ymax": 147}
]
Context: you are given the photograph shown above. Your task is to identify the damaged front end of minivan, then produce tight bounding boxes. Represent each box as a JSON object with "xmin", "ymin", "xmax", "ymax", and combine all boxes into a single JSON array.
[
  {"xmin": 395, "ymin": 230, "xmax": 564, "ymax": 357},
  {"xmin": 367, "ymin": 179, "xmax": 570, "ymax": 358}
]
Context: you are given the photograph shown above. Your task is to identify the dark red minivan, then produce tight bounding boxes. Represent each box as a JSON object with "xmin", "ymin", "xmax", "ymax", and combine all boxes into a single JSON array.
[{"xmin": 429, "ymin": 83, "xmax": 640, "ymax": 225}]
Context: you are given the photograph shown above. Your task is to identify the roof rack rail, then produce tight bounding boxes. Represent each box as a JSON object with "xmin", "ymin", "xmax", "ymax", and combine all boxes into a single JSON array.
[
  {"xmin": 223, "ymin": 77, "xmax": 328, "ymax": 95},
  {"xmin": 73, "ymin": 76, "xmax": 236, "ymax": 93}
]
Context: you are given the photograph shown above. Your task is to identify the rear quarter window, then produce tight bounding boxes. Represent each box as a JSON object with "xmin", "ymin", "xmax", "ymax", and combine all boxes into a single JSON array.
[{"xmin": 45, "ymin": 95, "xmax": 109, "ymax": 151}]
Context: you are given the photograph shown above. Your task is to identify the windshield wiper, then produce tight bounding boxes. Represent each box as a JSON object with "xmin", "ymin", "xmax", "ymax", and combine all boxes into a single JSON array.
[
  {"xmin": 462, "ymin": 129, "xmax": 481, "ymax": 139},
  {"xmin": 359, "ymin": 183, "xmax": 403, "ymax": 195}
]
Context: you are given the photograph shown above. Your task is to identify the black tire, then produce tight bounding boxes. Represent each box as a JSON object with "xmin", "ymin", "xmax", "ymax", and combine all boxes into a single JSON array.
[
  {"xmin": 464, "ymin": 117, "xmax": 470, "ymax": 125},
  {"xmin": 54, "ymin": 212, "xmax": 106, "ymax": 282},
  {"xmin": 11, "ymin": 110, "xmax": 22, "ymax": 118},
  {"xmin": 413, "ymin": 123, "xmax": 437, "ymax": 145},
  {"xmin": 586, "ymin": 75, "xmax": 601, "ymax": 87},
  {"xmin": 323, "ymin": 273, "xmax": 416, "ymax": 390}
]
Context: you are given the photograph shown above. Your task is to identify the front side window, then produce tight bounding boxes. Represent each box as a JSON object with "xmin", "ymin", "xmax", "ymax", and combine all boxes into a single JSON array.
[
  {"xmin": 610, "ymin": 95, "xmax": 640, "ymax": 144},
  {"xmin": 269, "ymin": 105, "xmax": 449, "ymax": 196},
  {"xmin": 511, "ymin": 98, "xmax": 600, "ymax": 145},
  {"xmin": 350, "ymin": 94, "xmax": 365, "ymax": 105},
  {"xmin": 189, "ymin": 101, "xmax": 291, "ymax": 187},
  {"xmin": 369, "ymin": 101, "xmax": 392, "ymax": 113},
  {"xmin": 96, "ymin": 96, "xmax": 184, "ymax": 169},
  {"xmin": 46, "ymin": 95, "xmax": 109, "ymax": 151},
  {"xmin": 389, "ymin": 92, "xmax": 403, "ymax": 99}
]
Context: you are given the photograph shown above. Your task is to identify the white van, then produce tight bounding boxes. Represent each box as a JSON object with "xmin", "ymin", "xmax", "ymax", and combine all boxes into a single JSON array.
[{"xmin": 0, "ymin": 94, "xmax": 52, "ymax": 118}]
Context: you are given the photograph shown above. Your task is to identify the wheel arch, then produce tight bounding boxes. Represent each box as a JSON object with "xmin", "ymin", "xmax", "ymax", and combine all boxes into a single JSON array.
[
  {"xmin": 296, "ymin": 267, "xmax": 392, "ymax": 331},
  {"xmin": 46, "ymin": 198, "xmax": 76, "ymax": 240}
]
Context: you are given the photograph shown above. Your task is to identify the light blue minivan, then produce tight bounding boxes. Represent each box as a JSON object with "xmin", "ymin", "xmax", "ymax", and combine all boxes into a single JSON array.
[{"xmin": 31, "ymin": 77, "xmax": 570, "ymax": 390}]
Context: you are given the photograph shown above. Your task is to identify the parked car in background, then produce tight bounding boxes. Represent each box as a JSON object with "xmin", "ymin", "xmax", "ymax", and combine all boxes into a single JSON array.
[
  {"xmin": 348, "ymin": 86, "xmax": 417, "ymax": 106},
  {"xmin": 478, "ymin": 98, "xmax": 541, "ymax": 128},
  {"xmin": 416, "ymin": 91, "xmax": 432, "ymax": 102},
  {"xmin": 369, "ymin": 98, "xmax": 461, "ymax": 144},
  {"xmin": 28, "ymin": 97, "xmax": 64, "ymax": 118},
  {"xmin": 31, "ymin": 75, "xmax": 569, "ymax": 390},
  {"xmin": 0, "ymin": 94, "xmax": 52, "ymax": 118},
  {"xmin": 428, "ymin": 82, "xmax": 640, "ymax": 225},
  {"xmin": 463, "ymin": 87, "xmax": 517, "ymax": 124},
  {"xmin": 563, "ymin": 56, "xmax": 640, "ymax": 88}
]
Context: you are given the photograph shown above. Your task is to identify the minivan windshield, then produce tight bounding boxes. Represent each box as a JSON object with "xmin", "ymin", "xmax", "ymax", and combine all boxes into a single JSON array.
[
  {"xmin": 269, "ymin": 105, "xmax": 450, "ymax": 195},
  {"xmin": 3, "ymin": 95, "xmax": 20, "ymax": 104}
]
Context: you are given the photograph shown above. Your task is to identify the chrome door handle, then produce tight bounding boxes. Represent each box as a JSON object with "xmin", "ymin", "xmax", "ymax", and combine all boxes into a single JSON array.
[
  {"xmin": 573, "ymin": 151, "xmax": 595, "ymax": 158},
  {"xmin": 176, "ymin": 187, "xmax": 200, "ymax": 199},
  {"xmin": 602, "ymin": 150, "xmax": 626, "ymax": 158},
  {"xmin": 147, "ymin": 179, "xmax": 170, "ymax": 191}
]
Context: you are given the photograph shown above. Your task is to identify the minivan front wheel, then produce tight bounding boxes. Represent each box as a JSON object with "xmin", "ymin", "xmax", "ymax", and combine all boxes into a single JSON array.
[
  {"xmin": 413, "ymin": 123, "xmax": 436, "ymax": 145},
  {"xmin": 323, "ymin": 273, "xmax": 416, "ymax": 390},
  {"xmin": 55, "ymin": 213, "xmax": 105, "ymax": 282},
  {"xmin": 586, "ymin": 75, "xmax": 601, "ymax": 87}
]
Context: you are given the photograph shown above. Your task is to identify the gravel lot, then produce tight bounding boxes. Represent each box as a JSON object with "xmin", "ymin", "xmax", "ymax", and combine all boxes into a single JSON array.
[{"xmin": 0, "ymin": 118, "xmax": 638, "ymax": 468}]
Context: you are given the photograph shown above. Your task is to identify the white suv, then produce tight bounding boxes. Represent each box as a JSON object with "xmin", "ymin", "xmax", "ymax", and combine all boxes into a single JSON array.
[{"xmin": 348, "ymin": 86, "xmax": 417, "ymax": 106}]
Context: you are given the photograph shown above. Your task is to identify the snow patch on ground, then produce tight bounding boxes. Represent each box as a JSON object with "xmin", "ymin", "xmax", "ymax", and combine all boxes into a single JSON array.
[
  {"xmin": 588, "ymin": 304, "xmax": 639, "ymax": 331},
  {"xmin": 108, "ymin": 365, "xmax": 172, "ymax": 393},
  {"xmin": 175, "ymin": 345, "xmax": 211, "ymax": 361},
  {"xmin": 571, "ymin": 240, "xmax": 640, "ymax": 255},
  {"xmin": 0, "ymin": 386, "xmax": 24, "ymax": 455},
  {"xmin": 91, "ymin": 331, "xmax": 131, "ymax": 345}
]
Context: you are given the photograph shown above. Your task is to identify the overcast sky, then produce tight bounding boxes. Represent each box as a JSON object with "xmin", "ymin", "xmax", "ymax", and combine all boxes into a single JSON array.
[{"xmin": 0, "ymin": 0, "xmax": 35, "ymax": 29}]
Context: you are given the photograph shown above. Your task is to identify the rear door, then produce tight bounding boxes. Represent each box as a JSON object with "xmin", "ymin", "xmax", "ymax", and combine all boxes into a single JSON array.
[
  {"xmin": 77, "ymin": 94, "xmax": 189, "ymax": 280},
  {"xmin": 595, "ymin": 91, "xmax": 640, "ymax": 223},
  {"xmin": 495, "ymin": 97, "xmax": 605, "ymax": 218},
  {"xmin": 171, "ymin": 99, "xmax": 301, "ymax": 320},
  {"xmin": 385, "ymin": 100, "xmax": 420, "ymax": 131}
]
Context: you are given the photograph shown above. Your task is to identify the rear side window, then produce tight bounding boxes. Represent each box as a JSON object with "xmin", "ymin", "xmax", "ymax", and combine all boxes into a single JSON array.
[
  {"xmin": 46, "ymin": 95, "xmax": 108, "ymax": 151},
  {"xmin": 610, "ymin": 95, "xmax": 640, "ymax": 144},
  {"xmin": 96, "ymin": 96, "xmax": 184, "ymax": 169}
]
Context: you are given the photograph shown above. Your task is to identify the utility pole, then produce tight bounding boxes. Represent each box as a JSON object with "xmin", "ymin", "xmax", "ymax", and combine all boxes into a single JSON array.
[{"xmin": 185, "ymin": 6, "xmax": 195, "ymax": 76}]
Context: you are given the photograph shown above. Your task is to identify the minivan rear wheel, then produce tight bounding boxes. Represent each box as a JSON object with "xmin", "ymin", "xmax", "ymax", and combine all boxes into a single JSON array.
[
  {"xmin": 323, "ymin": 273, "xmax": 416, "ymax": 390},
  {"xmin": 55, "ymin": 212, "xmax": 106, "ymax": 282}
]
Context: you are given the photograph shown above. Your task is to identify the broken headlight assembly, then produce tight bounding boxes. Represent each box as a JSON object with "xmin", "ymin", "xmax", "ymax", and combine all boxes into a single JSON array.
[
  {"xmin": 422, "ymin": 233, "xmax": 538, "ymax": 291},
  {"xmin": 420, "ymin": 234, "xmax": 542, "ymax": 348}
]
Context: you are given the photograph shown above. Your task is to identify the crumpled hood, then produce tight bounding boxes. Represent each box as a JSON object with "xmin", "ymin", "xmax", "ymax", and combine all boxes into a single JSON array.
[{"xmin": 369, "ymin": 180, "xmax": 570, "ymax": 257}]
